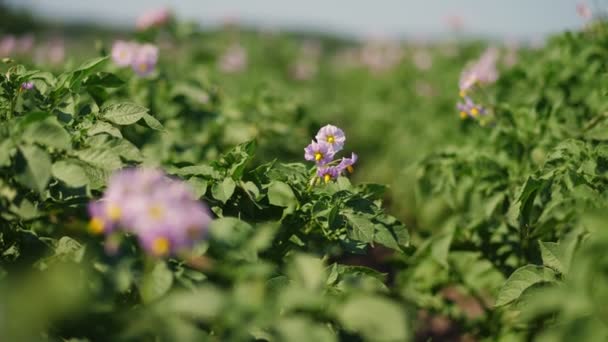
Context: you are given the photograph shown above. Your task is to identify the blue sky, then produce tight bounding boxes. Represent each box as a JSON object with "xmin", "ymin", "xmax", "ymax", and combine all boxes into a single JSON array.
[{"xmin": 8, "ymin": 0, "xmax": 590, "ymax": 39}]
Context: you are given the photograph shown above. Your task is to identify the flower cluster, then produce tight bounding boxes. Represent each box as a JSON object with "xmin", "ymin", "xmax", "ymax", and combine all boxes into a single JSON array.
[
  {"xmin": 304, "ymin": 125, "xmax": 358, "ymax": 184},
  {"xmin": 20, "ymin": 82, "xmax": 34, "ymax": 91},
  {"xmin": 136, "ymin": 7, "xmax": 172, "ymax": 31},
  {"xmin": 219, "ymin": 43, "xmax": 248, "ymax": 73},
  {"xmin": 457, "ymin": 47, "xmax": 499, "ymax": 122},
  {"xmin": 111, "ymin": 41, "xmax": 159, "ymax": 77},
  {"xmin": 88, "ymin": 168, "xmax": 212, "ymax": 257}
]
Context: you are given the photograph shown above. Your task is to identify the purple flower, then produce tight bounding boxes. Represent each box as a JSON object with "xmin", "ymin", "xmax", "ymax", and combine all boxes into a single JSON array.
[
  {"xmin": 136, "ymin": 7, "xmax": 172, "ymax": 31},
  {"xmin": 337, "ymin": 153, "xmax": 358, "ymax": 175},
  {"xmin": 457, "ymin": 97, "xmax": 486, "ymax": 119},
  {"xmin": 20, "ymin": 82, "xmax": 34, "ymax": 91},
  {"xmin": 0, "ymin": 35, "xmax": 16, "ymax": 57},
  {"xmin": 88, "ymin": 168, "xmax": 212, "ymax": 257},
  {"xmin": 317, "ymin": 166, "xmax": 340, "ymax": 184},
  {"xmin": 111, "ymin": 40, "xmax": 137, "ymax": 67},
  {"xmin": 459, "ymin": 47, "xmax": 499, "ymax": 96},
  {"xmin": 315, "ymin": 124, "xmax": 346, "ymax": 153},
  {"xmin": 304, "ymin": 140, "xmax": 334, "ymax": 165},
  {"xmin": 219, "ymin": 44, "xmax": 248, "ymax": 73},
  {"xmin": 131, "ymin": 44, "xmax": 159, "ymax": 77}
]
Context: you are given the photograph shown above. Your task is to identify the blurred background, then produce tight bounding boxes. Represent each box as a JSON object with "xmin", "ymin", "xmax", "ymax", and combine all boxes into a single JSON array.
[{"xmin": 2, "ymin": 0, "xmax": 589, "ymax": 40}]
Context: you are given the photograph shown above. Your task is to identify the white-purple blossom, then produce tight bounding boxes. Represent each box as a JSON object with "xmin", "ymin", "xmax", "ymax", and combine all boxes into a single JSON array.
[
  {"xmin": 136, "ymin": 7, "xmax": 172, "ymax": 31},
  {"xmin": 337, "ymin": 153, "xmax": 358, "ymax": 175},
  {"xmin": 315, "ymin": 124, "xmax": 346, "ymax": 154},
  {"xmin": 457, "ymin": 96, "xmax": 486, "ymax": 119},
  {"xmin": 459, "ymin": 47, "xmax": 499, "ymax": 96},
  {"xmin": 111, "ymin": 40, "xmax": 137, "ymax": 67},
  {"xmin": 304, "ymin": 124, "xmax": 358, "ymax": 184},
  {"xmin": 131, "ymin": 43, "xmax": 159, "ymax": 77},
  {"xmin": 88, "ymin": 168, "xmax": 212, "ymax": 257},
  {"xmin": 317, "ymin": 166, "xmax": 340, "ymax": 184},
  {"xmin": 304, "ymin": 140, "xmax": 334, "ymax": 165}
]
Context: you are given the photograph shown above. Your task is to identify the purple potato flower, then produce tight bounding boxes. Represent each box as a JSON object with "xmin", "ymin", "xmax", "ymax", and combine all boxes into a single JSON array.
[
  {"xmin": 459, "ymin": 47, "xmax": 499, "ymax": 96},
  {"xmin": 337, "ymin": 153, "xmax": 358, "ymax": 175},
  {"xmin": 131, "ymin": 44, "xmax": 159, "ymax": 77},
  {"xmin": 88, "ymin": 168, "xmax": 212, "ymax": 257},
  {"xmin": 20, "ymin": 82, "xmax": 34, "ymax": 91},
  {"xmin": 111, "ymin": 40, "xmax": 137, "ymax": 67},
  {"xmin": 304, "ymin": 140, "xmax": 334, "ymax": 165},
  {"xmin": 457, "ymin": 97, "xmax": 486, "ymax": 119},
  {"xmin": 317, "ymin": 166, "xmax": 340, "ymax": 184},
  {"xmin": 136, "ymin": 7, "xmax": 172, "ymax": 31},
  {"xmin": 315, "ymin": 124, "xmax": 346, "ymax": 153}
]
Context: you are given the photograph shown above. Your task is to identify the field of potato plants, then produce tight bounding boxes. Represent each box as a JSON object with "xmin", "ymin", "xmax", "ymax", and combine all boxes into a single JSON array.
[{"xmin": 1, "ymin": 5, "xmax": 608, "ymax": 342}]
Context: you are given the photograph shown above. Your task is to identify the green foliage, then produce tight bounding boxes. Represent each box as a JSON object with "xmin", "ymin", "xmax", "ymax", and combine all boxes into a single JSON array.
[{"xmin": 2, "ymin": 14, "xmax": 608, "ymax": 341}]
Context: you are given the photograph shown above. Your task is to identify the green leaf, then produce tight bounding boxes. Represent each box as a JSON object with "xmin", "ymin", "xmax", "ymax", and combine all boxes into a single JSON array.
[
  {"xmin": 52, "ymin": 160, "xmax": 89, "ymax": 187},
  {"xmin": 142, "ymin": 113, "xmax": 164, "ymax": 131},
  {"xmin": 211, "ymin": 178, "xmax": 236, "ymax": 204},
  {"xmin": 289, "ymin": 254, "xmax": 326, "ymax": 290},
  {"xmin": 161, "ymin": 286, "xmax": 224, "ymax": 320},
  {"xmin": 16, "ymin": 145, "xmax": 52, "ymax": 193},
  {"xmin": 495, "ymin": 265, "xmax": 557, "ymax": 307},
  {"xmin": 209, "ymin": 217, "xmax": 253, "ymax": 247},
  {"xmin": 267, "ymin": 181, "xmax": 297, "ymax": 207},
  {"xmin": 87, "ymin": 121, "xmax": 123, "ymax": 138},
  {"xmin": 187, "ymin": 177, "xmax": 208, "ymax": 198},
  {"xmin": 101, "ymin": 103, "xmax": 148, "ymax": 125},
  {"xmin": 539, "ymin": 231, "xmax": 580, "ymax": 275},
  {"xmin": 338, "ymin": 295, "xmax": 408, "ymax": 341},
  {"xmin": 344, "ymin": 213, "xmax": 374, "ymax": 243},
  {"xmin": 22, "ymin": 118, "xmax": 71, "ymax": 150},
  {"xmin": 75, "ymin": 148, "xmax": 122, "ymax": 170},
  {"xmin": 140, "ymin": 261, "xmax": 174, "ymax": 303},
  {"xmin": 0, "ymin": 139, "xmax": 15, "ymax": 167}
]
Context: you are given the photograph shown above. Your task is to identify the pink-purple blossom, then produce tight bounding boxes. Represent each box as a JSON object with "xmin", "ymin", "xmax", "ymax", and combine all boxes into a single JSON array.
[
  {"xmin": 457, "ymin": 97, "xmax": 486, "ymax": 119},
  {"xmin": 88, "ymin": 168, "xmax": 212, "ymax": 257}
]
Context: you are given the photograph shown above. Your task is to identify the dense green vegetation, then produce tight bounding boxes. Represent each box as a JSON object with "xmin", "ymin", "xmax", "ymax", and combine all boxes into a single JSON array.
[{"xmin": 1, "ymin": 7, "xmax": 607, "ymax": 341}]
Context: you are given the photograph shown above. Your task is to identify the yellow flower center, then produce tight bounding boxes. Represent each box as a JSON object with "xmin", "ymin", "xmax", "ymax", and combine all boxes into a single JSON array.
[
  {"xmin": 89, "ymin": 217, "xmax": 105, "ymax": 234},
  {"xmin": 459, "ymin": 111, "xmax": 468, "ymax": 119},
  {"xmin": 347, "ymin": 165, "xmax": 354, "ymax": 173},
  {"xmin": 314, "ymin": 152, "xmax": 323, "ymax": 161},
  {"xmin": 149, "ymin": 205, "xmax": 164, "ymax": 220},
  {"xmin": 327, "ymin": 135, "xmax": 335, "ymax": 144},
  {"xmin": 459, "ymin": 90, "xmax": 466, "ymax": 97},
  {"xmin": 470, "ymin": 107, "xmax": 479, "ymax": 117},
  {"xmin": 323, "ymin": 174, "xmax": 331, "ymax": 183},
  {"xmin": 152, "ymin": 237, "xmax": 170, "ymax": 256},
  {"xmin": 138, "ymin": 63, "xmax": 149, "ymax": 73},
  {"xmin": 107, "ymin": 204, "xmax": 121, "ymax": 221}
]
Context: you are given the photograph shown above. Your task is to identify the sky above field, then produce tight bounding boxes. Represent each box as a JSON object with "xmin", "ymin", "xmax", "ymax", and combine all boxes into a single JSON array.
[{"xmin": 7, "ymin": 0, "xmax": 592, "ymax": 40}]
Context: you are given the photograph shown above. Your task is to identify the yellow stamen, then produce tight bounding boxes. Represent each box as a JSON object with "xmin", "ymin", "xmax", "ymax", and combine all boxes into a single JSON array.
[
  {"xmin": 89, "ymin": 217, "xmax": 105, "ymax": 234},
  {"xmin": 314, "ymin": 152, "xmax": 323, "ymax": 161},
  {"xmin": 327, "ymin": 135, "xmax": 335, "ymax": 144},
  {"xmin": 459, "ymin": 111, "xmax": 468, "ymax": 119},
  {"xmin": 152, "ymin": 237, "xmax": 170, "ymax": 256},
  {"xmin": 323, "ymin": 174, "xmax": 331, "ymax": 183},
  {"xmin": 459, "ymin": 90, "xmax": 466, "ymax": 97},
  {"xmin": 347, "ymin": 165, "xmax": 354, "ymax": 173},
  {"xmin": 149, "ymin": 205, "xmax": 164, "ymax": 220},
  {"xmin": 138, "ymin": 63, "xmax": 149, "ymax": 73},
  {"xmin": 470, "ymin": 107, "xmax": 479, "ymax": 117},
  {"xmin": 107, "ymin": 204, "xmax": 121, "ymax": 221}
]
